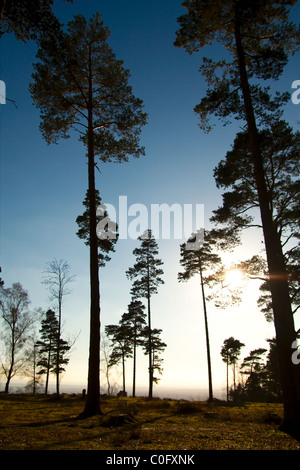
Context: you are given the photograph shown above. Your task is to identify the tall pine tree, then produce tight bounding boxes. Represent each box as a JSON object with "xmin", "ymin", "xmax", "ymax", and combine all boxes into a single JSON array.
[
  {"xmin": 105, "ymin": 321, "xmax": 132, "ymax": 396},
  {"xmin": 121, "ymin": 300, "xmax": 147, "ymax": 397},
  {"xmin": 126, "ymin": 229, "xmax": 164, "ymax": 399},
  {"xmin": 179, "ymin": 230, "xmax": 221, "ymax": 401},
  {"xmin": 175, "ymin": 0, "xmax": 300, "ymax": 431},
  {"xmin": 36, "ymin": 309, "xmax": 58, "ymax": 394},
  {"xmin": 30, "ymin": 13, "xmax": 147, "ymax": 415}
]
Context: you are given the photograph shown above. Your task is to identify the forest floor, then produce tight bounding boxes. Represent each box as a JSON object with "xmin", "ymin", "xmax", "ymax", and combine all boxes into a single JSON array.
[{"xmin": 0, "ymin": 393, "xmax": 299, "ymax": 451}]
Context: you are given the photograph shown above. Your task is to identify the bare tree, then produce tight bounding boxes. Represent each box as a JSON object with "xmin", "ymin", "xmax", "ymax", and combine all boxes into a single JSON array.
[
  {"xmin": 42, "ymin": 258, "xmax": 75, "ymax": 396},
  {"xmin": 0, "ymin": 283, "xmax": 35, "ymax": 392},
  {"xmin": 100, "ymin": 332, "xmax": 120, "ymax": 396}
]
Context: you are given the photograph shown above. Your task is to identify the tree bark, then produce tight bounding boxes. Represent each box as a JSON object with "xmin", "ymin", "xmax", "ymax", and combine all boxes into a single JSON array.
[
  {"xmin": 122, "ymin": 353, "xmax": 126, "ymax": 393},
  {"xmin": 5, "ymin": 329, "xmax": 16, "ymax": 393},
  {"xmin": 199, "ymin": 257, "xmax": 213, "ymax": 402},
  {"xmin": 147, "ymin": 246, "xmax": 153, "ymax": 399},
  {"xmin": 132, "ymin": 329, "xmax": 137, "ymax": 397},
  {"xmin": 234, "ymin": 7, "xmax": 300, "ymax": 431},
  {"xmin": 56, "ymin": 293, "xmax": 62, "ymax": 398},
  {"xmin": 83, "ymin": 46, "xmax": 101, "ymax": 416}
]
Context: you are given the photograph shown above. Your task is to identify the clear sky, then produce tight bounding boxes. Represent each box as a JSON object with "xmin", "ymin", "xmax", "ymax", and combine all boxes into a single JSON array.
[{"xmin": 0, "ymin": 0, "xmax": 299, "ymax": 398}]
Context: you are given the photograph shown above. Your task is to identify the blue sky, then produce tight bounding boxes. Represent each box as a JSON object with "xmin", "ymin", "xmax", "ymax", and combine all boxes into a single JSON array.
[{"xmin": 0, "ymin": 0, "xmax": 299, "ymax": 397}]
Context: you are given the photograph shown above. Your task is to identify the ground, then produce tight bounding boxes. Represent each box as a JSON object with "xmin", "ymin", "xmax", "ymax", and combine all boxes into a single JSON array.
[{"xmin": 0, "ymin": 393, "xmax": 299, "ymax": 451}]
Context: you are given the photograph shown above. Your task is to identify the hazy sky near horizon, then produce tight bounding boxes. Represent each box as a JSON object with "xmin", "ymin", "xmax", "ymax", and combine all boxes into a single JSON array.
[{"xmin": 0, "ymin": 0, "xmax": 299, "ymax": 397}]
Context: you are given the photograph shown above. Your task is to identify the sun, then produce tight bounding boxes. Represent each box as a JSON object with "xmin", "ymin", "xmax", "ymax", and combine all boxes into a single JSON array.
[{"xmin": 225, "ymin": 268, "xmax": 244, "ymax": 287}]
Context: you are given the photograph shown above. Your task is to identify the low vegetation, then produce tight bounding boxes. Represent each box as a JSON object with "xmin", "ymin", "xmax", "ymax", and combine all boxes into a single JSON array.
[{"xmin": 0, "ymin": 394, "xmax": 299, "ymax": 450}]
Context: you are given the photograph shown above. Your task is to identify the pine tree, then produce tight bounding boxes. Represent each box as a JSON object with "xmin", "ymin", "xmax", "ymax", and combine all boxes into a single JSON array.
[
  {"xmin": 141, "ymin": 327, "xmax": 167, "ymax": 386},
  {"xmin": 105, "ymin": 322, "xmax": 132, "ymax": 396},
  {"xmin": 36, "ymin": 309, "xmax": 58, "ymax": 394},
  {"xmin": 121, "ymin": 300, "xmax": 147, "ymax": 397},
  {"xmin": 36, "ymin": 309, "xmax": 71, "ymax": 394},
  {"xmin": 221, "ymin": 337, "xmax": 245, "ymax": 401},
  {"xmin": 41, "ymin": 259, "xmax": 74, "ymax": 397},
  {"xmin": 126, "ymin": 229, "xmax": 164, "ymax": 399},
  {"xmin": 179, "ymin": 230, "xmax": 221, "ymax": 401},
  {"xmin": 0, "ymin": 0, "xmax": 73, "ymax": 42},
  {"xmin": 76, "ymin": 189, "xmax": 118, "ymax": 267},
  {"xmin": 175, "ymin": 0, "xmax": 300, "ymax": 430},
  {"xmin": 263, "ymin": 338, "xmax": 282, "ymax": 402},
  {"xmin": 0, "ymin": 283, "xmax": 34, "ymax": 392},
  {"xmin": 30, "ymin": 13, "xmax": 147, "ymax": 416}
]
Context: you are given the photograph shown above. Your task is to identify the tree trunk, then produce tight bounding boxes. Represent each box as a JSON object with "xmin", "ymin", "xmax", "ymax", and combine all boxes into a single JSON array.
[
  {"xmin": 5, "ymin": 371, "xmax": 12, "ymax": 393},
  {"xmin": 45, "ymin": 346, "xmax": 51, "ymax": 394},
  {"xmin": 226, "ymin": 357, "xmax": 229, "ymax": 402},
  {"xmin": 83, "ymin": 46, "xmax": 102, "ymax": 416},
  {"xmin": 199, "ymin": 259, "xmax": 213, "ymax": 402},
  {"xmin": 56, "ymin": 291, "xmax": 62, "ymax": 398},
  {"xmin": 147, "ymin": 293, "xmax": 153, "ymax": 399},
  {"xmin": 147, "ymin": 247, "xmax": 153, "ymax": 399},
  {"xmin": 5, "ymin": 331, "xmax": 15, "ymax": 393},
  {"xmin": 132, "ymin": 334, "xmax": 136, "ymax": 397},
  {"xmin": 122, "ymin": 353, "xmax": 126, "ymax": 393},
  {"xmin": 234, "ymin": 10, "xmax": 300, "ymax": 431}
]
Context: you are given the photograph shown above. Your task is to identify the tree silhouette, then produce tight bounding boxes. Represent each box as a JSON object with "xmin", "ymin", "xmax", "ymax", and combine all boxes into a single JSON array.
[
  {"xmin": 0, "ymin": 283, "xmax": 35, "ymax": 392},
  {"xmin": 126, "ymin": 229, "xmax": 164, "ymax": 399},
  {"xmin": 105, "ymin": 321, "xmax": 132, "ymax": 396},
  {"xmin": 36, "ymin": 309, "xmax": 58, "ymax": 394},
  {"xmin": 142, "ymin": 327, "xmax": 167, "ymax": 386},
  {"xmin": 100, "ymin": 332, "xmax": 120, "ymax": 396},
  {"xmin": 0, "ymin": 0, "xmax": 72, "ymax": 42},
  {"xmin": 235, "ymin": 339, "xmax": 282, "ymax": 402},
  {"xmin": 212, "ymin": 120, "xmax": 299, "ymax": 317},
  {"xmin": 175, "ymin": 0, "xmax": 300, "ymax": 430},
  {"xmin": 30, "ymin": 13, "xmax": 147, "ymax": 416},
  {"xmin": 121, "ymin": 300, "xmax": 147, "ymax": 397},
  {"xmin": 42, "ymin": 259, "xmax": 74, "ymax": 397},
  {"xmin": 76, "ymin": 189, "xmax": 118, "ymax": 267},
  {"xmin": 178, "ymin": 229, "xmax": 221, "ymax": 401},
  {"xmin": 263, "ymin": 338, "xmax": 282, "ymax": 402},
  {"xmin": 36, "ymin": 309, "xmax": 71, "ymax": 395},
  {"xmin": 240, "ymin": 348, "xmax": 267, "ymax": 402},
  {"xmin": 220, "ymin": 337, "xmax": 245, "ymax": 401}
]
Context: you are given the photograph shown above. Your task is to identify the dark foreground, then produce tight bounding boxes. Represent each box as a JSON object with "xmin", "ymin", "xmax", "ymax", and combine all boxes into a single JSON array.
[{"xmin": 0, "ymin": 394, "xmax": 299, "ymax": 451}]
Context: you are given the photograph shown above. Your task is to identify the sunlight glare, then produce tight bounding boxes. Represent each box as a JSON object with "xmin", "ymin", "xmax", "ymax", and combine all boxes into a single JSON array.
[{"xmin": 225, "ymin": 268, "xmax": 244, "ymax": 287}]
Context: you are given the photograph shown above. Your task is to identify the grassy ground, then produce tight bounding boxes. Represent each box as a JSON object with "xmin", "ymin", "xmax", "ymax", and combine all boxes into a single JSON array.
[{"xmin": 0, "ymin": 393, "xmax": 299, "ymax": 451}]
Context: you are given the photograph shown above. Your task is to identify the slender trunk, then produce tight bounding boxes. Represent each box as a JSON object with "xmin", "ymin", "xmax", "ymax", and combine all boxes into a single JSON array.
[
  {"xmin": 147, "ymin": 293, "xmax": 153, "ymax": 399},
  {"xmin": 56, "ymin": 291, "xmax": 62, "ymax": 397},
  {"xmin": 234, "ymin": 8, "xmax": 300, "ymax": 430},
  {"xmin": 83, "ymin": 46, "xmax": 101, "ymax": 416},
  {"xmin": 122, "ymin": 352, "xmax": 126, "ymax": 393},
  {"xmin": 33, "ymin": 344, "xmax": 36, "ymax": 394},
  {"xmin": 147, "ymin": 247, "xmax": 153, "ymax": 399},
  {"xmin": 226, "ymin": 356, "xmax": 229, "ymax": 402},
  {"xmin": 5, "ymin": 366, "xmax": 12, "ymax": 393},
  {"xmin": 45, "ymin": 345, "xmax": 51, "ymax": 394},
  {"xmin": 5, "ymin": 328, "xmax": 16, "ymax": 393},
  {"xmin": 132, "ymin": 331, "xmax": 136, "ymax": 397},
  {"xmin": 57, "ymin": 303, "xmax": 61, "ymax": 397},
  {"xmin": 199, "ymin": 258, "xmax": 213, "ymax": 402},
  {"xmin": 233, "ymin": 363, "xmax": 236, "ymax": 392},
  {"xmin": 106, "ymin": 367, "xmax": 111, "ymax": 395},
  {"xmin": 45, "ymin": 368, "xmax": 49, "ymax": 395}
]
